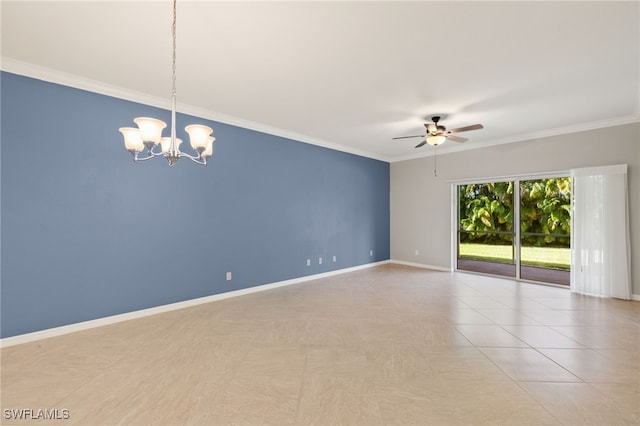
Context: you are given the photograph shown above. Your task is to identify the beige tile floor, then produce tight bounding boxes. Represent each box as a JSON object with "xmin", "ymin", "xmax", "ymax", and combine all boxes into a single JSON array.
[{"xmin": 1, "ymin": 264, "xmax": 639, "ymax": 425}]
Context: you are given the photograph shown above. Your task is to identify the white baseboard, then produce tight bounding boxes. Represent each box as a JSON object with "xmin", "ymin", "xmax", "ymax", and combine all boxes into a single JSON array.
[
  {"xmin": 632, "ymin": 294, "xmax": 640, "ymax": 301},
  {"xmin": 0, "ymin": 260, "xmax": 389, "ymax": 348},
  {"xmin": 390, "ymin": 259, "xmax": 452, "ymax": 272}
]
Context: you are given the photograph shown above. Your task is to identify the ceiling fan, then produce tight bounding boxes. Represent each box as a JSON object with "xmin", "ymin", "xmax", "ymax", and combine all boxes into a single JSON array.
[{"xmin": 393, "ymin": 116, "xmax": 484, "ymax": 148}]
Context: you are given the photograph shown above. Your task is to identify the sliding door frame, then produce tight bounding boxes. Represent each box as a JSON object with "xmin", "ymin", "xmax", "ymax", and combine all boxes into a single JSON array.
[
  {"xmin": 451, "ymin": 170, "xmax": 570, "ymax": 285},
  {"xmin": 514, "ymin": 180, "xmax": 521, "ymax": 279}
]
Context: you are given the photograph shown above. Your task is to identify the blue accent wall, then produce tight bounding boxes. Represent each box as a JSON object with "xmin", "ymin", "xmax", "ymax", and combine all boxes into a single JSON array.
[{"xmin": 0, "ymin": 72, "xmax": 390, "ymax": 338}]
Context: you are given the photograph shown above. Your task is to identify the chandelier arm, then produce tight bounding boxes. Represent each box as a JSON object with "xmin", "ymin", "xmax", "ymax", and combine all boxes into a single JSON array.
[
  {"xmin": 131, "ymin": 148, "xmax": 164, "ymax": 161},
  {"xmin": 133, "ymin": 153, "xmax": 161, "ymax": 162},
  {"xmin": 179, "ymin": 151, "xmax": 207, "ymax": 165},
  {"xmin": 131, "ymin": 145, "xmax": 164, "ymax": 161},
  {"xmin": 150, "ymin": 147, "xmax": 165, "ymax": 156},
  {"xmin": 143, "ymin": 145, "xmax": 164, "ymax": 157}
]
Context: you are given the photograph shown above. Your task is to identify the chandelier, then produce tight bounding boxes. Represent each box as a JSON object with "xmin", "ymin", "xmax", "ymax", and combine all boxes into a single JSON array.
[{"xmin": 119, "ymin": 0, "xmax": 215, "ymax": 166}]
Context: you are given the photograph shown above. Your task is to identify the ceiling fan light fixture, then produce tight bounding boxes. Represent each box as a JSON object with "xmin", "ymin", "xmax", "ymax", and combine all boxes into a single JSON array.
[
  {"xmin": 392, "ymin": 116, "xmax": 483, "ymax": 149},
  {"xmin": 426, "ymin": 135, "xmax": 447, "ymax": 146}
]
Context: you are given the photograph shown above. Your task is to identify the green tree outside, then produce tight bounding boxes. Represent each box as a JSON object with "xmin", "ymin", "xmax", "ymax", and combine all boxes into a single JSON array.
[{"xmin": 459, "ymin": 181, "xmax": 514, "ymax": 245}]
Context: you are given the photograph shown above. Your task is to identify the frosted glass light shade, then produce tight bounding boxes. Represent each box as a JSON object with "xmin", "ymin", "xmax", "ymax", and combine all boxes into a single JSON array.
[
  {"xmin": 185, "ymin": 124, "xmax": 214, "ymax": 150},
  {"xmin": 119, "ymin": 127, "xmax": 144, "ymax": 152},
  {"xmin": 134, "ymin": 117, "xmax": 167, "ymax": 143},
  {"xmin": 160, "ymin": 137, "xmax": 183, "ymax": 153},
  {"xmin": 426, "ymin": 135, "xmax": 447, "ymax": 146},
  {"xmin": 203, "ymin": 137, "xmax": 215, "ymax": 157}
]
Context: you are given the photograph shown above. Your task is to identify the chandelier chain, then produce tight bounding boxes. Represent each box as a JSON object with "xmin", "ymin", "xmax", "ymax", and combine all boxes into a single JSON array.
[
  {"xmin": 172, "ymin": 0, "xmax": 177, "ymax": 97},
  {"xmin": 169, "ymin": 0, "xmax": 178, "ymax": 150}
]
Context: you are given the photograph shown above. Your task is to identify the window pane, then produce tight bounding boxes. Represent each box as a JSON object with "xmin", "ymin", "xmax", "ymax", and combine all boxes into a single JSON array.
[
  {"xmin": 458, "ymin": 182, "xmax": 514, "ymax": 234},
  {"xmin": 459, "ymin": 232, "xmax": 514, "ymax": 264},
  {"xmin": 519, "ymin": 178, "xmax": 571, "ymax": 237},
  {"xmin": 519, "ymin": 177, "xmax": 572, "ymax": 285},
  {"xmin": 520, "ymin": 235, "xmax": 570, "ymax": 270},
  {"xmin": 458, "ymin": 182, "xmax": 515, "ymax": 278}
]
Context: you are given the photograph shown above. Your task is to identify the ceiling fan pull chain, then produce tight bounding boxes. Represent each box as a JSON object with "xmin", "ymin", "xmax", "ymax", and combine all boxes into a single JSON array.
[{"xmin": 434, "ymin": 147, "xmax": 438, "ymax": 177}]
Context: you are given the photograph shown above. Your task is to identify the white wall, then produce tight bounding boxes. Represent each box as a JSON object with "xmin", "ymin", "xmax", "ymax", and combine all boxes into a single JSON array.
[{"xmin": 391, "ymin": 122, "xmax": 640, "ymax": 295}]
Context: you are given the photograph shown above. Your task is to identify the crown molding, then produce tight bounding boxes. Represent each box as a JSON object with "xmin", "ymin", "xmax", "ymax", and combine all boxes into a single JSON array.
[
  {"xmin": 1, "ymin": 57, "xmax": 391, "ymax": 163},
  {"xmin": 3, "ymin": 57, "xmax": 636, "ymax": 165}
]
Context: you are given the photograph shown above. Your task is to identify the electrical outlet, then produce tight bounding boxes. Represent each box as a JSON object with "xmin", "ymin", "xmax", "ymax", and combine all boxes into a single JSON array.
[
  {"xmin": 306, "ymin": 259, "xmax": 311, "ymax": 266},
  {"xmin": 226, "ymin": 272, "xmax": 232, "ymax": 281},
  {"xmin": 319, "ymin": 257, "xmax": 323, "ymax": 264},
  {"xmin": 370, "ymin": 250, "xmax": 373, "ymax": 256},
  {"xmin": 333, "ymin": 255, "xmax": 336, "ymax": 262},
  {"xmin": 415, "ymin": 249, "xmax": 420, "ymax": 256}
]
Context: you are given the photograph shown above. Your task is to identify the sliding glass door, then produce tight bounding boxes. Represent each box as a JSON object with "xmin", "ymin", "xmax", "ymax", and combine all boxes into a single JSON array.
[
  {"xmin": 457, "ymin": 182, "xmax": 516, "ymax": 278},
  {"xmin": 457, "ymin": 177, "xmax": 571, "ymax": 285},
  {"xmin": 519, "ymin": 178, "xmax": 571, "ymax": 285}
]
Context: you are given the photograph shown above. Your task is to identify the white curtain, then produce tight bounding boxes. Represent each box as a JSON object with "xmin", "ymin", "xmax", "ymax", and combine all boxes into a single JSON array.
[{"xmin": 571, "ymin": 164, "xmax": 631, "ymax": 299}]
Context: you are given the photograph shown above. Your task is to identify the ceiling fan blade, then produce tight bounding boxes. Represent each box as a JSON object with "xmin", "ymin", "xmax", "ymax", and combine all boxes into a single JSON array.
[
  {"xmin": 392, "ymin": 134, "xmax": 425, "ymax": 140},
  {"xmin": 414, "ymin": 140, "xmax": 427, "ymax": 148},
  {"xmin": 425, "ymin": 123, "xmax": 437, "ymax": 133},
  {"xmin": 448, "ymin": 124, "xmax": 484, "ymax": 133},
  {"xmin": 447, "ymin": 135, "xmax": 468, "ymax": 143}
]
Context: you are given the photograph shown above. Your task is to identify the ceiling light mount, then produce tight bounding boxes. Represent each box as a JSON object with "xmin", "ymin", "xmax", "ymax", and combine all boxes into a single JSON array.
[{"xmin": 118, "ymin": 0, "xmax": 215, "ymax": 166}]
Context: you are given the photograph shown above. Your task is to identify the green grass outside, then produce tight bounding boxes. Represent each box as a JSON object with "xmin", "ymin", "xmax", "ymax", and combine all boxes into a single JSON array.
[{"xmin": 459, "ymin": 243, "xmax": 570, "ymax": 270}]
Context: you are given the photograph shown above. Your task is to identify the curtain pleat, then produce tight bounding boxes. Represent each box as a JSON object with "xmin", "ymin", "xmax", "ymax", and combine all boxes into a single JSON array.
[{"xmin": 570, "ymin": 164, "xmax": 631, "ymax": 299}]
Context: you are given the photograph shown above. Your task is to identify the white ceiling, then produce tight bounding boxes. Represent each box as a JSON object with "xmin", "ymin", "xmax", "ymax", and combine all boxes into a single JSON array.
[{"xmin": 2, "ymin": 1, "xmax": 639, "ymax": 162}]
